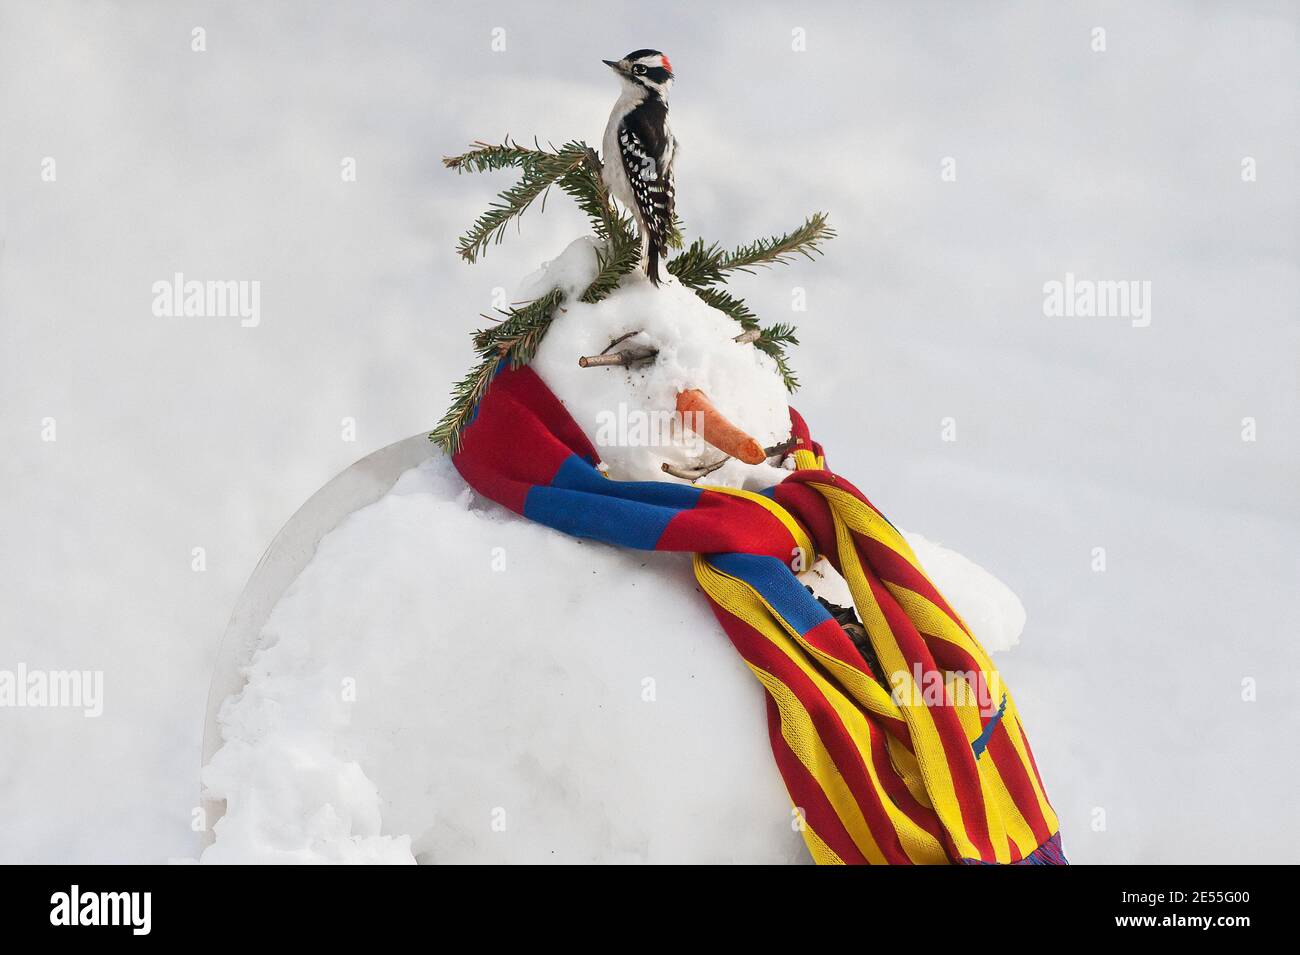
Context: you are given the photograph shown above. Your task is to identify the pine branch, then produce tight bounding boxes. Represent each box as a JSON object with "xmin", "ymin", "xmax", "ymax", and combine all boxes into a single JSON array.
[
  {"xmin": 469, "ymin": 288, "xmax": 565, "ymax": 362},
  {"xmin": 756, "ymin": 321, "xmax": 800, "ymax": 348},
  {"xmin": 497, "ymin": 290, "xmax": 566, "ymax": 367},
  {"xmin": 718, "ymin": 212, "xmax": 835, "ymax": 274},
  {"xmin": 755, "ymin": 323, "xmax": 801, "ymax": 392},
  {"xmin": 665, "ymin": 238, "xmax": 726, "ymax": 289},
  {"xmin": 756, "ymin": 322, "xmax": 800, "ymax": 392},
  {"xmin": 580, "ymin": 226, "xmax": 641, "ymax": 304},
  {"xmin": 430, "ymin": 289, "xmax": 564, "ymax": 453},
  {"xmin": 687, "ymin": 286, "xmax": 759, "ymax": 330},
  {"xmin": 678, "ymin": 287, "xmax": 800, "ymax": 392},
  {"xmin": 553, "ymin": 148, "xmax": 640, "ymax": 303},
  {"xmin": 453, "ymin": 143, "xmax": 592, "ymax": 263},
  {"xmin": 429, "ymin": 356, "xmax": 499, "ymax": 455},
  {"xmin": 668, "ymin": 213, "xmax": 686, "ymax": 250},
  {"xmin": 443, "ymin": 139, "xmax": 545, "ymax": 175},
  {"xmin": 557, "ymin": 147, "xmax": 625, "ymax": 243},
  {"xmin": 668, "ymin": 213, "xmax": 835, "ymax": 288}
]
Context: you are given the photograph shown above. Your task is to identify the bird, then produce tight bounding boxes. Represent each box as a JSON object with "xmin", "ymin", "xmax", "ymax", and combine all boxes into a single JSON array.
[{"xmin": 600, "ymin": 49, "xmax": 677, "ymax": 285}]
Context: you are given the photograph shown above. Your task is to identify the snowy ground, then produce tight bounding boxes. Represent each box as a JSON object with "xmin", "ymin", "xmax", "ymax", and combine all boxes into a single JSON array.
[{"xmin": 2, "ymin": 1, "xmax": 1297, "ymax": 863}]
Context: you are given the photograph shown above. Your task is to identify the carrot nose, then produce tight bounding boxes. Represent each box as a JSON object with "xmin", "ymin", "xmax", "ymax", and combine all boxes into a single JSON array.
[{"xmin": 676, "ymin": 389, "xmax": 767, "ymax": 465}]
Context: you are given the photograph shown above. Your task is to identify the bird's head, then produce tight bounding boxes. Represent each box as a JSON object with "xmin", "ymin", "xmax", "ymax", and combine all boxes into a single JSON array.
[{"xmin": 603, "ymin": 49, "xmax": 674, "ymax": 99}]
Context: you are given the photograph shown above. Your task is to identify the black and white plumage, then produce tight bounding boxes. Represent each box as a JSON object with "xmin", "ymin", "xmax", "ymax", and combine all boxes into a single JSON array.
[{"xmin": 601, "ymin": 49, "xmax": 676, "ymax": 285}]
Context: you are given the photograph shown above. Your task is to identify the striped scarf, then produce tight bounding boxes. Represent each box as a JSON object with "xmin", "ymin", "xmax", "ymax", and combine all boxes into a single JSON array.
[{"xmin": 453, "ymin": 362, "xmax": 1065, "ymax": 865}]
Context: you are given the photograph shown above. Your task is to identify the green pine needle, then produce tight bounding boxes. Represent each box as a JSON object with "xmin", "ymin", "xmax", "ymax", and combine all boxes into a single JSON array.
[
  {"xmin": 756, "ymin": 322, "xmax": 802, "ymax": 392},
  {"xmin": 443, "ymin": 139, "xmax": 544, "ymax": 175},
  {"xmin": 668, "ymin": 212, "xmax": 835, "ymax": 288},
  {"xmin": 428, "ymin": 356, "xmax": 498, "ymax": 455},
  {"xmin": 580, "ymin": 229, "xmax": 642, "ymax": 304},
  {"xmin": 430, "ymin": 288, "xmax": 564, "ymax": 453},
  {"xmin": 686, "ymin": 286, "xmax": 759, "ymax": 330},
  {"xmin": 718, "ymin": 212, "xmax": 835, "ymax": 273},
  {"xmin": 451, "ymin": 143, "xmax": 592, "ymax": 263}
]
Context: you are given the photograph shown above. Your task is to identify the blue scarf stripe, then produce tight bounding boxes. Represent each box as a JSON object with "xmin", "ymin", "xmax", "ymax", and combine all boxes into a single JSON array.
[
  {"xmin": 523, "ymin": 454, "xmax": 705, "ymax": 551},
  {"xmin": 707, "ymin": 552, "xmax": 832, "ymax": 637}
]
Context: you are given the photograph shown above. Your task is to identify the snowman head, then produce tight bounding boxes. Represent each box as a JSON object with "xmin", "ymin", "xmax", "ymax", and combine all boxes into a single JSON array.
[
  {"xmin": 525, "ymin": 242, "xmax": 793, "ymax": 491},
  {"xmin": 602, "ymin": 50, "xmax": 674, "ymax": 100}
]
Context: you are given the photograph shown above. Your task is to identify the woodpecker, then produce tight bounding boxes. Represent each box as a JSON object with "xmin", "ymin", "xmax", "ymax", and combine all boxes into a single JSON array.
[{"xmin": 601, "ymin": 49, "xmax": 676, "ymax": 285}]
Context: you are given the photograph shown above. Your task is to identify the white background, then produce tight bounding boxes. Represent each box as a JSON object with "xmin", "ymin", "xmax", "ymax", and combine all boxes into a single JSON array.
[{"xmin": 1, "ymin": 0, "xmax": 1296, "ymax": 863}]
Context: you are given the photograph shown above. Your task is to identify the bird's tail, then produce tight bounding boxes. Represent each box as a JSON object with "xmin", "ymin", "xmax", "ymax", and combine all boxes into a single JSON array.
[{"xmin": 647, "ymin": 240, "xmax": 661, "ymax": 286}]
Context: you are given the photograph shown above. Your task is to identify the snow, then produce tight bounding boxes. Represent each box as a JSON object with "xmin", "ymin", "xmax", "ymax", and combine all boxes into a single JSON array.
[
  {"xmin": 526, "ymin": 239, "xmax": 792, "ymax": 488},
  {"xmin": 201, "ymin": 453, "xmax": 1026, "ymax": 863}
]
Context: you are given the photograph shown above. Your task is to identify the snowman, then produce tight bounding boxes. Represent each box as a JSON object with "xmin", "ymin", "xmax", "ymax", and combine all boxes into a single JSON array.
[{"xmin": 199, "ymin": 235, "xmax": 1028, "ymax": 864}]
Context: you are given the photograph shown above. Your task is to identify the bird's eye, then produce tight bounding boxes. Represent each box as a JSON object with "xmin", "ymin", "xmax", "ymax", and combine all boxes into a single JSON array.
[{"xmin": 632, "ymin": 65, "xmax": 647, "ymax": 75}]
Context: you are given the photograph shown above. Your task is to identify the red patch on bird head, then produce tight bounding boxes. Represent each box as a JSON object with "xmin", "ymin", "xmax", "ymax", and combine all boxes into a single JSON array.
[{"xmin": 661, "ymin": 54, "xmax": 673, "ymax": 73}]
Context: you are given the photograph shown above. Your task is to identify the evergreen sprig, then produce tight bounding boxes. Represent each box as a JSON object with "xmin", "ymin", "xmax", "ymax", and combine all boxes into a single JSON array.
[
  {"xmin": 432, "ymin": 138, "xmax": 834, "ymax": 450},
  {"xmin": 444, "ymin": 139, "xmax": 543, "ymax": 175},
  {"xmin": 755, "ymin": 322, "xmax": 801, "ymax": 391},
  {"xmin": 447, "ymin": 142, "xmax": 593, "ymax": 263},
  {"xmin": 667, "ymin": 213, "xmax": 834, "ymax": 288},
  {"xmin": 688, "ymin": 286, "xmax": 759, "ymax": 331},
  {"xmin": 717, "ymin": 212, "xmax": 835, "ymax": 273},
  {"xmin": 430, "ymin": 288, "xmax": 565, "ymax": 454},
  {"xmin": 580, "ymin": 220, "xmax": 641, "ymax": 304}
]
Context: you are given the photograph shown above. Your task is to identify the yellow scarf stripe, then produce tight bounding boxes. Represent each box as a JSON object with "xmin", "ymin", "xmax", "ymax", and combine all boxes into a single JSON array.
[
  {"xmin": 746, "ymin": 662, "xmax": 889, "ymax": 865},
  {"xmin": 798, "ymin": 645, "xmax": 906, "ymax": 724},
  {"xmin": 827, "ymin": 507, "xmax": 982, "ymax": 860},
  {"xmin": 886, "ymin": 734, "xmax": 932, "ymax": 809},
  {"xmin": 946, "ymin": 675, "xmax": 1038, "ymax": 863},
  {"xmin": 812, "ymin": 483, "xmax": 926, "ymax": 574},
  {"xmin": 793, "ymin": 448, "xmax": 823, "ymax": 470},
  {"xmin": 698, "ymin": 557, "xmax": 947, "ymax": 864},
  {"xmin": 885, "ymin": 583, "xmax": 992, "ymax": 674}
]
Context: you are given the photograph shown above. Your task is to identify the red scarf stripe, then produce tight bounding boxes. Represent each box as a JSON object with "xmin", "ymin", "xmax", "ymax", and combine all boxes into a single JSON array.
[
  {"xmin": 863, "ymin": 568, "xmax": 998, "ymax": 862},
  {"xmin": 708, "ymin": 599, "xmax": 919, "ymax": 864},
  {"xmin": 765, "ymin": 698, "xmax": 871, "ymax": 865},
  {"xmin": 856, "ymin": 533, "xmax": 976, "ymax": 642},
  {"xmin": 773, "ymin": 480, "xmax": 839, "ymax": 563},
  {"xmin": 985, "ymin": 725, "xmax": 1054, "ymax": 845}
]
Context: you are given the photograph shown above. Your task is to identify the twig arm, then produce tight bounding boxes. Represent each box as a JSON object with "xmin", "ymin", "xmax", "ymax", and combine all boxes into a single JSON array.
[{"xmin": 578, "ymin": 347, "xmax": 659, "ymax": 368}]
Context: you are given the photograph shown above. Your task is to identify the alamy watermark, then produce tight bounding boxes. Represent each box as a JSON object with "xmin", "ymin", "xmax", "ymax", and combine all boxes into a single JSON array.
[
  {"xmin": 151, "ymin": 272, "xmax": 260, "ymax": 327},
  {"xmin": 1043, "ymin": 272, "xmax": 1151, "ymax": 328},
  {"xmin": 0, "ymin": 664, "xmax": 103, "ymax": 717},
  {"xmin": 594, "ymin": 403, "xmax": 705, "ymax": 453},
  {"xmin": 889, "ymin": 663, "xmax": 1005, "ymax": 718},
  {"xmin": 50, "ymin": 885, "xmax": 150, "ymax": 935}
]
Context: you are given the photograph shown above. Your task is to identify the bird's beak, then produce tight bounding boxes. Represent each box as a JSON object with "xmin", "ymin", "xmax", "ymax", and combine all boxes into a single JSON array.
[{"xmin": 603, "ymin": 59, "xmax": 626, "ymax": 74}]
